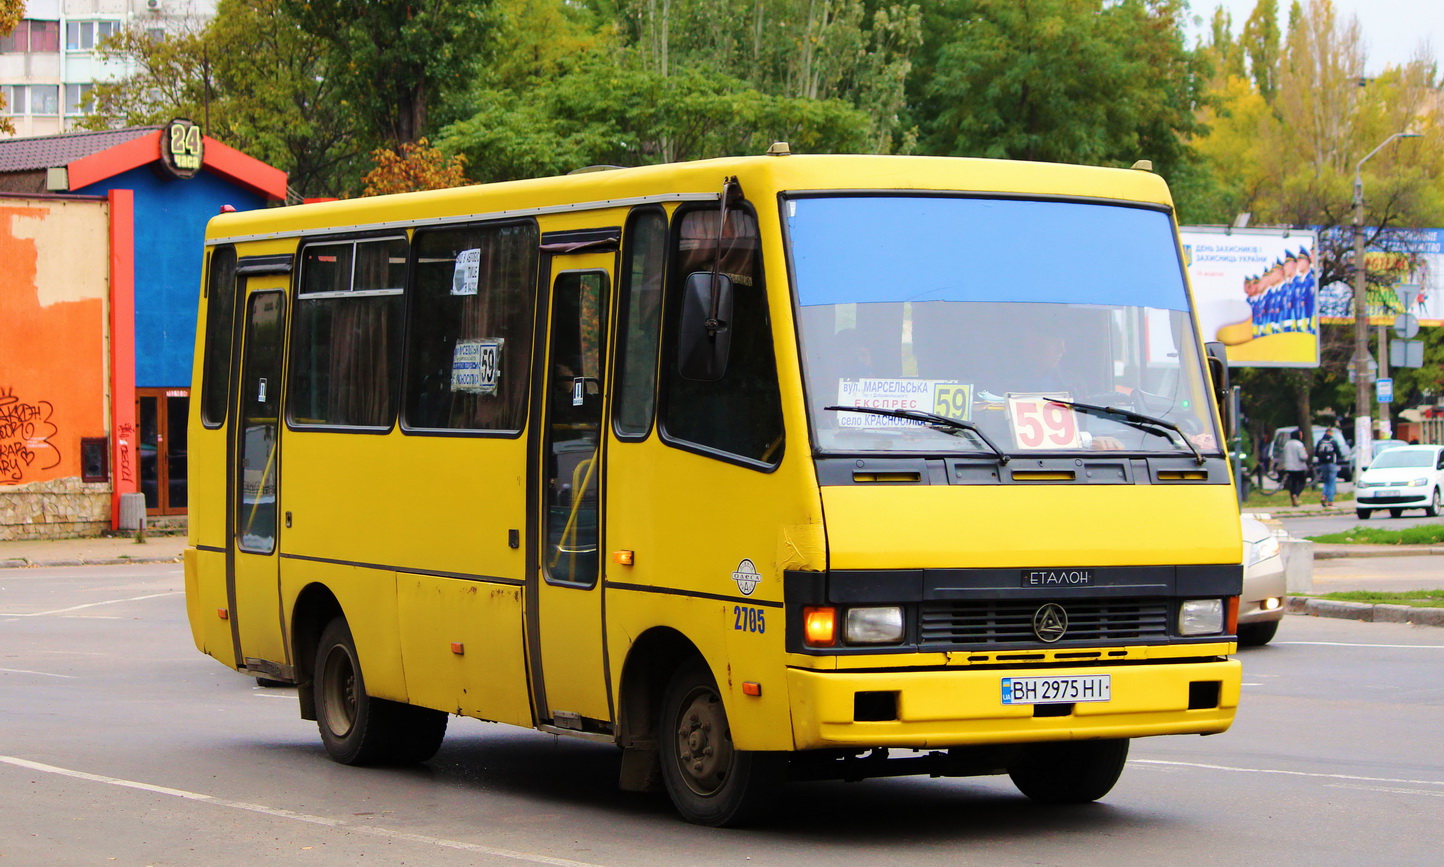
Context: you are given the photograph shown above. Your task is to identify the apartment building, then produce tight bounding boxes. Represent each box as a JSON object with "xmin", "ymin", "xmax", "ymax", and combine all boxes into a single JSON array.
[{"xmin": 1, "ymin": 0, "xmax": 215, "ymax": 138}]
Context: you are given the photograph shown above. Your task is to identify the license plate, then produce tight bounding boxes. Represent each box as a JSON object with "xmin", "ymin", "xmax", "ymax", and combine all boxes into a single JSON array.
[{"xmin": 1001, "ymin": 675, "xmax": 1111, "ymax": 705}]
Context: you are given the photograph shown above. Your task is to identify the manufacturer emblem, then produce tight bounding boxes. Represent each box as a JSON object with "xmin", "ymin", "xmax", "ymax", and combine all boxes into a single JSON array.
[
  {"xmin": 731, "ymin": 559, "xmax": 761, "ymax": 596},
  {"xmin": 1033, "ymin": 603, "xmax": 1068, "ymax": 643}
]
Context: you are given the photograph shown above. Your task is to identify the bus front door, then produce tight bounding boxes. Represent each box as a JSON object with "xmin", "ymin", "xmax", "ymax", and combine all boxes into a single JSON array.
[
  {"xmin": 530, "ymin": 256, "xmax": 613, "ymax": 731},
  {"xmin": 231, "ymin": 288, "xmax": 289, "ymax": 677}
]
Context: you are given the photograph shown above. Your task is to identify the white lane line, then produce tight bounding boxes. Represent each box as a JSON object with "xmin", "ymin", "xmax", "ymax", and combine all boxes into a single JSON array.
[
  {"xmin": 0, "ymin": 591, "xmax": 183, "ymax": 618},
  {"xmin": 0, "ymin": 755, "xmax": 603, "ymax": 867},
  {"xmin": 1135, "ymin": 759, "xmax": 1444, "ymax": 788},
  {"xmin": 0, "ymin": 668, "xmax": 75, "ymax": 679},
  {"xmin": 1328, "ymin": 783, "xmax": 1444, "ymax": 798}
]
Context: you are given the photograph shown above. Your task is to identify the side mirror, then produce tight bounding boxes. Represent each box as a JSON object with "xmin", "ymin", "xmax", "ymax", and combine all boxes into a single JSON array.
[
  {"xmin": 677, "ymin": 271, "xmax": 734, "ymax": 381},
  {"xmin": 1204, "ymin": 341, "xmax": 1233, "ymax": 439}
]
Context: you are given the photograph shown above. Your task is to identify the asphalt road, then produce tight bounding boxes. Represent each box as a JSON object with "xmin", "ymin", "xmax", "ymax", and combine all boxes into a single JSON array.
[{"xmin": 2, "ymin": 563, "xmax": 1441, "ymax": 865}]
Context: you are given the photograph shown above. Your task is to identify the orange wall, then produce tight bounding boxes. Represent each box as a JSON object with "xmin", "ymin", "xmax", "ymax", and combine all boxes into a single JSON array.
[{"xmin": 0, "ymin": 198, "xmax": 110, "ymax": 486}]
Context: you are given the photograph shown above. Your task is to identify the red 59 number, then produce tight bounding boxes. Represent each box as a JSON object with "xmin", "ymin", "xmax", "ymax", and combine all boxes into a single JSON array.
[{"xmin": 1007, "ymin": 395, "xmax": 1081, "ymax": 449}]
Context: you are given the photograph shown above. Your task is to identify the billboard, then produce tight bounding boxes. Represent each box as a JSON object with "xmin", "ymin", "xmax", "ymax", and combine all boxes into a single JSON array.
[
  {"xmin": 1317, "ymin": 228, "xmax": 1444, "ymax": 326},
  {"xmin": 1180, "ymin": 227, "xmax": 1319, "ymax": 368}
]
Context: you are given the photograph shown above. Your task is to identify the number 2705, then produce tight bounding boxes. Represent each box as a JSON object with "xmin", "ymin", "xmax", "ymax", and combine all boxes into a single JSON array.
[{"xmin": 733, "ymin": 605, "xmax": 766, "ymax": 633}]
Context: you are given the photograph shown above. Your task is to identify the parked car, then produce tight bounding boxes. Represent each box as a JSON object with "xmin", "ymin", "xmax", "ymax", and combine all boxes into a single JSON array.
[
  {"xmin": 1354, "ymin": 444, "xmax": 1444, "ymax": 519},
  {"xmin": 1238, "ymin": 514, "xmax": 1286, "ymax": 646},
  {"xmin": 1270, "ymin": 425, "xmax": 1353, "ymax": 482}
]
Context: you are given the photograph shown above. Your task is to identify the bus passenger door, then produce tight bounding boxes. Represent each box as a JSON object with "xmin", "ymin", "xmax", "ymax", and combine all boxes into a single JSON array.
[
  {"xmin": 530, "ymin": 251, "xmax": 614, "ymax": 730},
  {"xmin": 231, "ymin": 287, "xmax": 289, "ymax": 676}
]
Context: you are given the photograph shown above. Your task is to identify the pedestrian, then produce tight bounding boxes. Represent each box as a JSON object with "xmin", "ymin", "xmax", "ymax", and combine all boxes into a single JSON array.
[
  {"xmin": 1281, "ymin": 429, "xmax": 1310, "ymax": 507},
  {"xmin": 1314, "ymin": 427, "xmax": 1341, "ymax": 508}
]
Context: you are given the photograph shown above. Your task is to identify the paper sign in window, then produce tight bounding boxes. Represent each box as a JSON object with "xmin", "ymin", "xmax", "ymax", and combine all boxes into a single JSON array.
[
  {"xmin": 451, "ymin": 248, "xmax": 481, "ymax": 295},
  {"xmin": 452, "ymin": 338, "xmax": 503, "ymax": 395},
  {"xmin": 833, "ymin": 379, "xmax": 966, "ymax": 427}
]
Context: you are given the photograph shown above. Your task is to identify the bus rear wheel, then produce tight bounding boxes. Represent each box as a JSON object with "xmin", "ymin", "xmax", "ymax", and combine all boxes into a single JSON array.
[
  {"xmin": 1008, "ymin": 738, "xmax": 1129, "ymax": 804},
  {"xmin": 658, "ymin": 659, "xmax": 783, "ymax": 827},
  {"xmin": 315, "ymin": 617, "xmax": 447, "ymax": 765}
]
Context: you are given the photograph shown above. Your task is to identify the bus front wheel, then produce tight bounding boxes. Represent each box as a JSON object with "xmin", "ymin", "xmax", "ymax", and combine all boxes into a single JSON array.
[
  {"xmin": 1008, "ymin": 738, "xmax": 1129, "ymax": 804},
  {"xmin": 658, "ymin": 659, "xmax": 783, "ymax": 827},
  {"xmin": 315, "ymin": 617, "xmax": 447, "ymax": 765}
]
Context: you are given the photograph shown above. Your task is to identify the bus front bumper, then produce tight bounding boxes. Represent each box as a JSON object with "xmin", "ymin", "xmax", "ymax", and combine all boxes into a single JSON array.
[{"xmin": 786, "ymin": 658, "xmax": 1241, "ymax": 751}]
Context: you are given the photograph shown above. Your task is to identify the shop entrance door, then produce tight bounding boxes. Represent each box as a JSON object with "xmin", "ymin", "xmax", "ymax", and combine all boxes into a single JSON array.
[{"xmin": 136, "ymin": 387, "xmax": 189, "ymax": 515}]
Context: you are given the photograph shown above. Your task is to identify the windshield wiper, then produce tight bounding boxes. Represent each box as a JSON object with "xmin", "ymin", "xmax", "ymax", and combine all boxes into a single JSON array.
[
  {"xmin": 823, "ymin": 405, "xmax": 1011, "ymax": 464},
  {"xmin": 1045, "ymin": 398, "xmax": 1205, "ymax": 465}
]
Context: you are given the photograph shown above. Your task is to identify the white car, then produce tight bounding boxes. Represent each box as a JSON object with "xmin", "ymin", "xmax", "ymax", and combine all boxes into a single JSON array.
[
  {"xmin": 1353, "ymin": 444, "xmax": 1444, "ymax": 519},
  {"xmin": 1238, "ymin": 514, "xmax": 1286, "ymax": 646}
]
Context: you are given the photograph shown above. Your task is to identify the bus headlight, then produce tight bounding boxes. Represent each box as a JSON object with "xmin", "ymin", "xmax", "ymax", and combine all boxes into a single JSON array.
[
  {"xmin": 844, "ymin": 607, "xmax": 905, "ymax": 645},
  {"xmin": 1179, "ymin": 599, "xmax": 1224, "ymax": 635}
]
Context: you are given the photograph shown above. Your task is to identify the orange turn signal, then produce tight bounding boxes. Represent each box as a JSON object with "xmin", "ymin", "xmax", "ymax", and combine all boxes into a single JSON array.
[
  {"xmin": 612, "ymin": 550, "xmax": 635, "ymax": 566},
  {"xmin": 450, "ymin": 642, "xmax": 465, "ymax": 655},
  {"xmin": 742, "ymin": 681, "xmax": 762, "ymax": 696},
  {"xmin": 1226, "ymin": 596, "xmax": 1240, "ymax": 635},
  {"xmin": 217, "ymin": 608, "xmax": 229, "ymax": 620},
  {"xmin": 803, "ymin": 606, "xmax": 837, "ymax": 647}
]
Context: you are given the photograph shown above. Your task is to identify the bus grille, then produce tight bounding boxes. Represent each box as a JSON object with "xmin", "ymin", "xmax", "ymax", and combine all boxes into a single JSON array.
[{"xmin": 918, "ymin": 599, "xmax": 1171, "ymax": 646}]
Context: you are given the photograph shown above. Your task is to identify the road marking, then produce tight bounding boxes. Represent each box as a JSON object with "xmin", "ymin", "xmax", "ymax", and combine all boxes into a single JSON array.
[
  {"xmin": 0, "ymin": 755, "xmax": 603, "ymax": 866},
  {"xmin": 1276, "ymin": 641, "xmax": 1444, "ymax": 650},
  {"xmin": 1135, "ymin": 759, "xmax": 1444, "ymax": 788},
  {"xmin": 1327, "ymin": 783, "xmax": 1444, "ymax": 798},
  {"xmin": 0, "ymin": 668, "xmax": 75, "ymax": 679},
  {"xmin": 0, "ymin": 591, "xmax": 183, "ymax": 618}
]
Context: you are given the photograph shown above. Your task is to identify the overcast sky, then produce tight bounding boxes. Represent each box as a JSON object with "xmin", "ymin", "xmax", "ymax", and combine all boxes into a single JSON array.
[{"xmin": 1187, "ymin": 0, "xmax": 1441, "ymax": 75}]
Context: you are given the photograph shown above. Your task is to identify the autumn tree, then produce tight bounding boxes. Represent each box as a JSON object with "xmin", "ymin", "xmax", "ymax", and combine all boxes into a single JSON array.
[
  {"xmin": 360, "ymin": 139, "xmax": 470, "ymax": 196},
  {"xmin": 0, "ymin": 0, "xmax": 21, "ymax": 133},
  {"xmin": 1193, "ymin": 0, "xmax": 1443, "ymax": 439}
]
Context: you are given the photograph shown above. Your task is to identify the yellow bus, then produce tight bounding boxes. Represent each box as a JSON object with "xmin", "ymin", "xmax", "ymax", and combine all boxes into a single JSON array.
[{"xmin": 185, "ymin": 149, "xmax": 1243, "ymax": 826}]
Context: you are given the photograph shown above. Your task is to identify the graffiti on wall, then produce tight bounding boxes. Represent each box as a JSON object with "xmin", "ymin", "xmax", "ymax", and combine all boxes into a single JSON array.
[{"xmin": 0, "ymin": 387, "xmax": 61, "ymax": 484}]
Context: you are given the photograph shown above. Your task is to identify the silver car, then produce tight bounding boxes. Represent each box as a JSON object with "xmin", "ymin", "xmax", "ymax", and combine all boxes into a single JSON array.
[{"xmin": 1238, "ymin": 514, "xmax": 1286, "ymax": 646}]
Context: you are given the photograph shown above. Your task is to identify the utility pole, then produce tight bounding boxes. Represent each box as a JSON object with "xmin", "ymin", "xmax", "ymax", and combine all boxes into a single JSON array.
[{"xmin": 1352, "ymin": 131, "xmax": 1420, "ymax": 466}]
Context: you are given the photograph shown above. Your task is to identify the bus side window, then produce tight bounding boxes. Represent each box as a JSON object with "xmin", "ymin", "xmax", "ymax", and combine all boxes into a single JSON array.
[
  {"xmin": 288, "ymin": 236, "xmax": 407, "ymax": 429},
  {"xmin": 660, "ymin": 206, "xmax": 784, "ymax": 466},
  {"xmin": 612, "ymin": 207, "xmax": 667, "ymax": 439},
  {"xmin": 200, "ymin": 245, "xmax": 238, "ymax": 428},
  {"xmin": 402, "ymin": 221, "xmax": 539, "ymax": 432}
]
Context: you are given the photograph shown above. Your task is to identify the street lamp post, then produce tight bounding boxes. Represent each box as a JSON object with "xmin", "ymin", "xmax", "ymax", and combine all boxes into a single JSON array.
[{"xmin": 1351, "ymin": 131, "xmax": 1420, "ymax": 468}]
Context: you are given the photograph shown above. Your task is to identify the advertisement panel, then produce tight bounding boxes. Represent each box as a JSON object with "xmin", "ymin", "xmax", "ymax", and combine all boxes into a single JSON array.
[
  {"xmin": 1180, "ymin": 227, "xmax": 1320, "ymax": 368},
  {"xmin": 1317, "ymin": 228, "xmax": 1444, "ymax": 326}
]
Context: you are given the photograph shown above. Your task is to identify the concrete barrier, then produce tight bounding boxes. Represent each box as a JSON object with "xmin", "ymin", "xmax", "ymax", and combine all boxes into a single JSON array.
[{"xmin": 1280, "ymin": 538, "xmax": 1313, "ymax": 593}]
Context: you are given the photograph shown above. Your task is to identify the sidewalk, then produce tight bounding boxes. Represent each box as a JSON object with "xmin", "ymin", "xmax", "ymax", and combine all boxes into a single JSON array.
[{"xmin": 0, "ymin": 533, "xmax": 186, "ymax": 568}]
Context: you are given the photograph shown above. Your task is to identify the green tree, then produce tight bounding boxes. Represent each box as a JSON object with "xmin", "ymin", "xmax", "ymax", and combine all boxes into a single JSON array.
[
  {"xmin": 1241, "ymin": 0, "xmax": 1282, "ymax": 102},
  {"xmin": 440, "ymin": 51, "xmax": 873, "ymax": 182},
  {"xmin": 79, "ymin": 1, "xmax": 363, "ymax": 197},
  {"xmin": 912, "ymin": 0, "xmax": 1206, "ymax": 177},
  {"xmin": 280, "ymin": 0, "xmax": 493, "ymax": 148}
]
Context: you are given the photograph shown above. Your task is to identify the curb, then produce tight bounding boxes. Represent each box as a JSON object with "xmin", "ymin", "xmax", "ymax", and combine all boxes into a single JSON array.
[
  {"xmin": 0, "ymin": 555, "xmax": 183, "ymax": 570},
  {"xmin": 1286, "ymin": 596, "xmax": 1444, "ymax": 627},
  {"xmin": 1313, "ymin": 546, "xmax": 1444, "ymax": 559}
]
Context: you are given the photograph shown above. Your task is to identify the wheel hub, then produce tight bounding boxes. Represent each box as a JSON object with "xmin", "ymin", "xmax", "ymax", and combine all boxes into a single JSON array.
[{"xmin": 674, "ymin": 688, "xmax": 732, "ymax": 795}]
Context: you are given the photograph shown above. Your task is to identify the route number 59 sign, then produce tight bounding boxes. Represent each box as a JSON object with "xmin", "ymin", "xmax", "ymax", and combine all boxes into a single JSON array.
[{"xmin": 1007, "ymin": 394, "xmax": 1080, "ymax": 449}]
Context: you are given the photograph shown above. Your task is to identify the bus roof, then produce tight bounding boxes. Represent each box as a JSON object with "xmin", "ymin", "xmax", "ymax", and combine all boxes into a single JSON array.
[{"xmin": 203, "ymin": 153, "xmax": 1175, "ymax": 245}]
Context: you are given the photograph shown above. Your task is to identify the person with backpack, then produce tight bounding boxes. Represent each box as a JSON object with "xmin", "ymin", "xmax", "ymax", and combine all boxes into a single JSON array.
[{"xmin": 1315, "ymin": 427, "xmax": 1341, "ymax": 508}]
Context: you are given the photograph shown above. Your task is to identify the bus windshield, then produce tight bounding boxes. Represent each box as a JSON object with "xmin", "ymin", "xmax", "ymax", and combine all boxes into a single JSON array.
[{"xmin": 787, "ymin": 195, "xmax": 1220, "ymax": 457}]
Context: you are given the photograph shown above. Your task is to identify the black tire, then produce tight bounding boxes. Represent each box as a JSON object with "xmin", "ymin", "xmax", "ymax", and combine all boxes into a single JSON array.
[
  {"xmin": 658, "ymin": 658, "xmax": 784, "ymax": 826},
  {"xmin": 1389, "ymin": 508, "xmax": 1404, "ymax": 519},
  {"xmin": 1237, "ymin": 620, "xmax": 1280, "ymax": 647},
  {"xmin": 1426, "ymin": 489, "xmax": 1442, "ymax": 518},
  {"xmin": 1008, "ymin": 739, "xmax": 1130, "ymax": 804},
  {"xmin": 1356, "ymin": 509, "xmax": 1371, "ymax": 520},
  {"xmin": 314, "ymin": 617, "xmax": 447, "ymax": 765}
]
